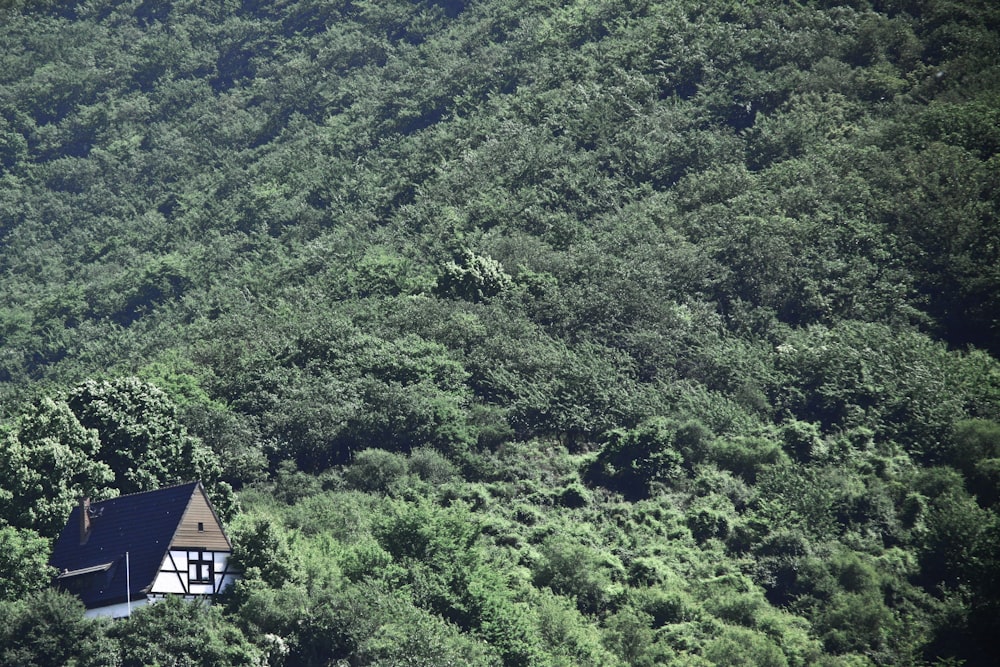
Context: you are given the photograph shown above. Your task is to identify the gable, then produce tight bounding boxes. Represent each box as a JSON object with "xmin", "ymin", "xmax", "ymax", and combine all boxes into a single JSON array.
[{"xmin": 169, "ymin": 485, "xmax": 230, "ymax": 551}]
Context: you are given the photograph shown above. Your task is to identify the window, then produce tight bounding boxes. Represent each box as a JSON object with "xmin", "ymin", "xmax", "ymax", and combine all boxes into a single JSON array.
[
  {"xmin": 189, "ymin": 552, "xmax": 214, "ymax": 585},
  {"xmin": 197, "ymin": 522, "xmax": 204, "ymax": 532}
]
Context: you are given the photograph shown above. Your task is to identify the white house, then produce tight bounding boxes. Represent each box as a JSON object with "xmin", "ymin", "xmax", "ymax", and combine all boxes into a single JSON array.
[{"xmin": 49, "ymin": 481, "xmax": 240, "ymax": 618}]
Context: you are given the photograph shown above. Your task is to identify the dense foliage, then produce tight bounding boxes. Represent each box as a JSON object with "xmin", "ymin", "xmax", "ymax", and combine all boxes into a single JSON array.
[{"xmin": 1, "ymin": 0, "xmax": 998, "ymax": 664}]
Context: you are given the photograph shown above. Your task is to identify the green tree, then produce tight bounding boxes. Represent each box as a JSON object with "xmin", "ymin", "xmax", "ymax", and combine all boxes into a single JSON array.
[
  {"xmin": 109, "ymin": 596, "xmax": 263, "ymax": 667},
  {"xmin": 435, "ymin": 249, "xmax": 512, "ymax": 302},
  {"xmin": 602, "ymin": 607, "xmax": 658, "ymax": 666},
  {"xmin": 815, "ymin": 590, "xmax": 897, "ymax": 662},
  {"xmin": 0, "ymin": 588, "xmax": 114, "ymax": 667},
  {"xmin": 587, "ymin": 417, "xmax": 685, "ymax": 500},
  {"xmin": 534, "ymin": 589, "xmax": 618, "ymax": 666},
  {"xmin": 68, "ymin": 377, "xmax": 208, "ymax": 492},
  {"xmin": 67, "ymin": 377, "xmax": 235, "ymax": 516},
  {"xmin": 344, "ymin": 448, "xmax": 409, "ymax": 494},
  {"xmin": 772, "ymin": 322, "xmax": 963, "ymax": 461},
  {"xmin": 951, "ymin": 419, "xmax": 1000, "ymax": 504},
  {"xmin": 0, "ymin": 398, "xmax": 115, "ymax": 536},
  {"xmin": 533, "ymin": 535, "xmax": 618, "ymax": 615},
  {"xmin": 351, "ymin": 588, "xmax": 501, "ymax": 667},
  {"xmin": 229, "ymin": 514, "xmax": 297, "ymax": 588},
  {"xmin": 0, "ymin": 526, "xmax": 53, "ymax": 602},
  {"xmin": 917, "ymin": 490, "xmax": 996, "ymax": 589},
  {"xmin": 703, "ymin": 625, "xmax": 788, "ymax": 667}
]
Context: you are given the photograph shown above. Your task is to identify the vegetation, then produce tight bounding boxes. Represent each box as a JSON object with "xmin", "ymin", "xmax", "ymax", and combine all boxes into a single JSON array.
[{"xmin": 1, "ymin": 0, "xmax": 998, "ymax": 664}]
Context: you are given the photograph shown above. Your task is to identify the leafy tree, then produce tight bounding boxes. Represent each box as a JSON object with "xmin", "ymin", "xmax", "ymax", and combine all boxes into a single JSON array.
[
  {"xmin": 372, "ymin": 498, "xmax": 483, "ymax": 619},
  {"xmin": 66, "ymin": 377, "xmax": 235, "ymax": 516},
  {"xmin": 435, "ymin": 249, "xmax": 513, "ymax": 302},
  {"xmin": 533, "ymin": 589, "xmax": 619, "ymax": 666},
  {"xmin": 587, "ymin": 417, "xmax": 685, "ymax": 500},
  {"xmin": 138, "ymin": 356, "xmax": 269, "ymax": 486},
  {"xmin": 702, "ymin": 625, "xmax": 788, "ymax": 667},
  {"xmin": 408, "ymin": 446, "xmax": 460, "ymax": 485},
  {"xmin": 708, "ymin": 435, "xmax": 789, "ymax": 484},
  {"xmin": 780, "ymin": 419, "xmax": 826, "ymax": 463},
  {"xmin": 951, "ymin": 419, "xmax": 1000, "ymax": 504},
  {"xmin": 351, "ymin": 589, "xmax": 501, "ymax": 667},
  {"xmin": 0, "ymin": 526, "xmax": 53, "ymax": 602},
  {"xmin": 67, "ymin": 377, "xmax": 207, "ymax": 492},
  {"xmin": 0, "ymin": 588, "xmax": 114, "ymax": 667},
  {"xmin": 686, "ymin": 495, "xmax": 739, "ymax": 544},
  {"xmin": 815, "ymin": 590, "xmax": 897, "ymax": 662},
  {"xmin": 771, "ymin": 323, "xmax": 963, "ymax": 462},
  {"xmin": 349, "ymin": 245, "xmax": 431, "ymax": 297},
  {"xmin": 344, "ymin": 447, "xmax": 409, "ymax": 494},
  {"xmin": 109, "ymin": 596, "xmax": 263, "ymax": 667},
  {"xmin": 602, "ymin": 607, "xmax": 659, "ymax": 666},
  {"xmin": 229, "ymin": 514, "xmax": 297, "ymax": 588},
  {"xmin": 916, "ymin": 489, "xmax": 996, "ymax": 589},
  {"xmin": 0, "ymin": 398, "xmax": 115, "ymax": 536},
  {"xmin": 532, "ymin": 534, "xmax": 619, "ymax": 616}
]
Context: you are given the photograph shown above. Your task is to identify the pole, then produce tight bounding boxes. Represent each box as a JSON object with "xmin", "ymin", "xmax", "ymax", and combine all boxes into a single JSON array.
[{"xmin": 126, "ymin": 551, "xmax": 131, "ymax": 616}]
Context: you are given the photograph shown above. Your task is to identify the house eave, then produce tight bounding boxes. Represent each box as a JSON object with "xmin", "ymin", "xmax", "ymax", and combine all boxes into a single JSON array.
[{"xmin": 56, "ymin": 561, "xmax": 114, "ymax": 579}]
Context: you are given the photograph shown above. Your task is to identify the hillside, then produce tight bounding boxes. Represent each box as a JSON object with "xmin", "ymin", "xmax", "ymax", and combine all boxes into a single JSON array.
[{"xmin": 1, "ymin": 0, "xmax": 999, "ymax": 664}]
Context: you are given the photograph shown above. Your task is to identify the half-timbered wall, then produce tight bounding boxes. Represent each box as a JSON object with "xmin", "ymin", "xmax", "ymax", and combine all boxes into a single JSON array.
[{"xmin": 149, "ymin": 549, "xmax": 239, "ymax": 597}]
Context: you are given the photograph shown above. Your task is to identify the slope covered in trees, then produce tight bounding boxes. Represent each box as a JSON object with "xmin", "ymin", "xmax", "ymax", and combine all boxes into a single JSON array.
[{"xmin": 1, "ymin": 0, "xmax": 999, "ymax": 664}]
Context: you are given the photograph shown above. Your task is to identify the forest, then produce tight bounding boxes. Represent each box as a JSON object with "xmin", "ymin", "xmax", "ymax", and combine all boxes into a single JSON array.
[{"xmin": 0, "ymin": 0, "xmax": 998, "ymax": 664}]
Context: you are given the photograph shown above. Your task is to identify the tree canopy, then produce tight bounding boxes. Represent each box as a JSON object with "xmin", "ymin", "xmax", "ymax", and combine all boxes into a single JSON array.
[{"xmin": 1, "ymin": 0, "xmax": 998, "ymax": 664}]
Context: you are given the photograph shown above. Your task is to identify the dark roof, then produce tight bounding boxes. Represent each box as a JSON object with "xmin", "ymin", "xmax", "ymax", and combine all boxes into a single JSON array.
[{"xmin": 49, "ymin": 482, "xmax": 203, "ymax": 609}]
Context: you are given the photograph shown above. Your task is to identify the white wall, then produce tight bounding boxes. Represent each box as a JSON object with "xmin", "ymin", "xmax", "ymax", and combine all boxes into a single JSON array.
[{"xmin": 83, "ymin": 598, "xmax": 150, "ymax": 619}]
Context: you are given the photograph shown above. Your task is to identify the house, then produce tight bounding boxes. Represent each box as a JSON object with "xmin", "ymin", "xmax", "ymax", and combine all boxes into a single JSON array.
[{"xmin": 49, "ymin": 481, "xmax": 240, "ymax": 619}]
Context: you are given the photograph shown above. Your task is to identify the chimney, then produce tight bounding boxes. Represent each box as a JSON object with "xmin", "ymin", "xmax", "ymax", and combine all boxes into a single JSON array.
[{"xmin": 79, "ymin": 497, "xmax": 91, "ymax": 545}]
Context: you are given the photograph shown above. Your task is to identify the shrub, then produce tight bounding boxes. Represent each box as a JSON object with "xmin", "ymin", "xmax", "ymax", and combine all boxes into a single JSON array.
[{"xmin": 344, "ymin": 448, "xmax": 409, "ymax": 494}]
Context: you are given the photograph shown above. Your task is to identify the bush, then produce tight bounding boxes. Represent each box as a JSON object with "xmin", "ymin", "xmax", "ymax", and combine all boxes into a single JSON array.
[
  {"xmin": 709, "ymin": 436, "xmax": 789, "ymax": 483},
  {"xmin": 587, "ymin": 418, "xmax": 685, "ymax": 499},
  {"xmin": 344, "ymin": 448, "xmax": 409, "ymax": 494},
  {"xmin": 703, "ymin": 625, "xmax": 789, "ymax": 667},
  {"xmin": 229, "ymin": 515, "xmax": 297, "ymax": 587},
  {"xmin": 110, "ymin": 597, "xmax": 263, "ymax": 667},
  {"xmin": 408, "ymin": 446, "xmax": 460, "ymax": 484},
  {"xmin": 0, "ymin": 526, "xmax": 53, "ymax": 602},
  {"xmin": 533, "ymin": 536, "xmax": 617, "ymax": 615},
  {"xmin": 0, "ymin": 589, "xmax": 114, "ymax": 667}
]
